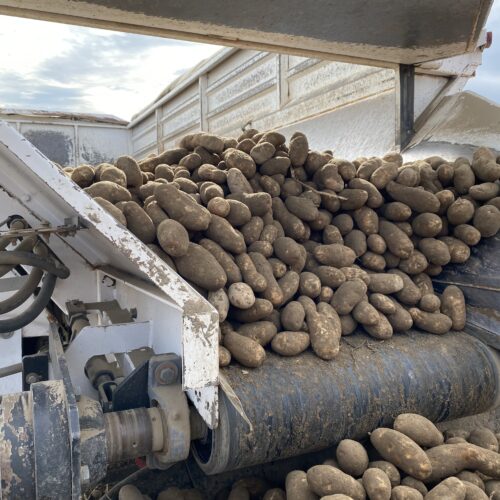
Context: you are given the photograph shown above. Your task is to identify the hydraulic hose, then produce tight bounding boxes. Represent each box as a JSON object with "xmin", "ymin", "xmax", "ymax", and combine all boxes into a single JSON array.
[
  {"xmin": 0, "ymin": 251, "xmax": 70, "ymax": 279},
  {"xmin": 0, "ymin": 236, "xmax": 38, "ymax": 277},
  {"xmin": 0, "ymin": 266, "xmax": 44, "ymax": 314},
  {"xmin": 0, "ymin": 272, "xmax": 57, "ymax": 333}
]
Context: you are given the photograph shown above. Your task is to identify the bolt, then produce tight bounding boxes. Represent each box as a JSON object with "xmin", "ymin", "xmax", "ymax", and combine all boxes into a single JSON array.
[
  {"xmin": 25, "ymin": 372, "xmax": 41, "ymax": 385},
  {"xmin": 155, "ymin": 363, "xmax": 178, "ymax": 385}
]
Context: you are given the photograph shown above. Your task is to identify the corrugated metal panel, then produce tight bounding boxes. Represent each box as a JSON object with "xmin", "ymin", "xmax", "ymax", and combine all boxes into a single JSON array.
[
  {"xmin": 79, "ymin": 126, "xmax": 131, "ymax": 165},
  {"xmin": 131, "ymin": 112, "xmax": 157, "ymax": 157}
]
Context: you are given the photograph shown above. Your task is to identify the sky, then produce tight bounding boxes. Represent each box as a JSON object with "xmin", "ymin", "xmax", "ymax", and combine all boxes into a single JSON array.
[{"xmin": 0, "ymin": 3, "xmax": 498, "ymax": 121}]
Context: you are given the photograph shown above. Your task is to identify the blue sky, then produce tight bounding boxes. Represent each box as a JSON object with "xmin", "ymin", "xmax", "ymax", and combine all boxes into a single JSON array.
[{"xmin": 0, "ymin": 2, "xmax": 498, "ymax": 120}]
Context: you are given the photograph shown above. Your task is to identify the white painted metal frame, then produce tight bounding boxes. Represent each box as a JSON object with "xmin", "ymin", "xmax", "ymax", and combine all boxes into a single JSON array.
[{"xmin": 0, "ymin": 121, "xmax": 219, "ymax": 428}]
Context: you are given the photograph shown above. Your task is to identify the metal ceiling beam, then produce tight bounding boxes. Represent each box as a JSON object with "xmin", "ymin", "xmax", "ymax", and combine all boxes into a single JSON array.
[{"xmin": 0, "ymin": 0, "xmax": 493, "ymax": 68}]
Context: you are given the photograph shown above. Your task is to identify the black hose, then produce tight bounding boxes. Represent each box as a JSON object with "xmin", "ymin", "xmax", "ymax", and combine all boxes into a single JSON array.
[
  {"xmin": 0, "ymin": 267, "xmax": 44, "ymax": 314},
  {"xmin": 0, "ymin": 251, "xmax": 70, "ymax": 279},
  {"xmin": 0, "ymin": 362, "xmax": 22, "ymax": 379},
  {"xmin": 0, "ymin": 236, "xmax": 38, "ymax": 277},
  {"xmin": 0, "ymin": 273, "xmax": 57, "ymax": 333}
]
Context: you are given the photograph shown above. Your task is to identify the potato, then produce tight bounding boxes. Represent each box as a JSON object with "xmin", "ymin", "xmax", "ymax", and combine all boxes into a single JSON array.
[
  {"xmin": 339, "ymin": 188, "xmax": 369, "ymax": 210},
  {"xmin": 115, "ymin": 155, "xmax": 142, "ymax": 187},
  {"xmin": 353, "ymin": 300, "xmax": 379, "ymax": 326},
  {"xmin": 299, "ymin": 272, "xmax": 322, "ymax": 298},
  {"xmin": 314, "ymin": 244, "xmax": 357, "ymax": 267},
  {"xmin": 310, "ymin": 209, "xmax": 333, "ymax": 231},
  {"xmin": 343, "ymin": 230, "xmax": 367, "ymax": 257},
  {"xmin": 390, "ymin": 485, "xmax": 423, "ymax": 500},
  {"xmin": 314, "ymin": 162, "xmax": 344, "ymax": 191},
  {"xmin": 93, "ymin": 197, "xmax": 127, "ymax": 226},
  {"xmin": 386, "ymin": 181, "xmax": 440, "ymax": 213},
  {"xmin": 384, "ymin": 251, "xmax": 401, "ymax": 269},
  {"xmin": 368, "ymin": 273, "xmax": 404, "ymax": 294},
  {"xmin": 323, "ymin": 225, "xmax": 344, "ymax": 244},
  {"xmin": 473, "ymin": 204, "xmax": 500, "ymax": 237},
  {"xmin": 386, "ymin": 298, "xmax": 413, "ymax": 332},
  {"xmin": 418, "ymin": 238, "xmax": 451, "ymax": 266},
  {"xmin": 357, "ymin": 158, "xmax": 381, "ymax": 180},
  {"xmin": 363, "ymin": 311, "xmax": 393, "ymax": 339},
  {"xmin": 369, "ymin": 461, "xmax": 400, "ymax": 487},
  {"xmin": 412, "ymin": 213, "xmax": 442, "ymax": 238},
  {"xmin": 419, "ymin": 294, "xmax": 441, "ymax": 312},
  {"xmin": 367, "ymin": 234, "xmax": 387, "ymax": 254},
  {"xmin": 409, "ymin": 308, "xmax": 452, "ymax": 334},
  {"xmin": 455, "ymin": 472, "xmax": 485, "ymax": 491},
  {"xmin": 174, "ymin": 243, "xmax": 227, "ymax": 291},
  {"xmin": 336, "ymin": 439, "xmax": 369, "ymax": 477},
  {"xmin": 250, "ymin": 252, "xmax": 284, "ymax": 306},
  {"xmin": 397, "ymin": 167, "xmax": 420, "ymax": 187},
  {"xmin": 349, "ymin": 178, "xmax": 384, "ymax": 208},
  {"xmin": 235, "ymin": 253, "xmax": 267, "ymax": 292},
  {"xmin": 453, "ymin": 224, "xmax": 481, "ymax": 246},
  {"xmin": 425, "ymin": 477, "xmax": 466, "ymax": 500},
  {"xmin": 469, "ymin": 428, "xmax": 499, "ymax": 452},
  {"xmin": 436, "ymin": 189, "xmax": 455, "ymax": 215},
  {"xmin": 485, "ymin": 480, "xmax": 500, "ymax": 497},
  {"xmin": 332, "ymin": 214, "xmax": 355, "ymax": 235},
  {"xmin": 469, "ymin": 182, "xmax": 500, "ymax": 201},
  {"xmin": 71, "ymin": 165, "xmax": 95, "ymax": 187},
  {"xmin": 379, "ymin": 221, "xmax": 414, "ymax": 259},
  {"xmin": 230, "ymin": 298, "xmax": 274, "ymax": 323},
  {"xmin": 156, "ymin": 184, "xmax": 211, "ymax": 231},
  {"xmin": 371, "ymin": 161, "xmax": 399, "ymax": 189},
  {"xmin": 228, "ymin": 282, "xmax": 256, "ymax": 310},
  {"xmin": 285, "ymin": 196, "xmax": 319, "ymax": 221},
  {"xmin": 461, "ymin": 481, "xmax": 488, "ymax": 500},
  {"xmin": 121, "ymin": 201, "xmax": 155, "ymax": 244},
  {"xmin": 369, "ymin": 293, "xmax": 396, "ymax": 314},
  {"xmin": 206, "ymin": 197, "xmax": 230, "ymax": 217},
  {"xmin": 383, "ymin": 202, "xmax": 412, "ymax": 222},
  {"xmin": 393, "ymin": 413, "xmax": 444, "ymax": 448},
  {"xmin": 472, "ymin": 154, "xmax": 500, "ymax": 183},
  {"xmin": 223, "ymin": 330, "xmax": 266, "ymax": 368},
  {"xmin": 315, "ymin": 266, "xmax": 346, "ymax": 289},
  {"xmin": 285, "ymin": 470, "xmax": 318, "ymax": 500},
  {"xmin": 226, "ymin": 168, "xmax": 253, "ymax": 194},
  {"xmin": 226, "ymin": 199, "xmax": 252, "ymax": 227},
  {"xmin": 389, "ymin": 269, "xmax": 422, "ymax": 305},
  {"xmin": 447, "ymin": 198, "xmax": 475, "ymax": 225},
  {"xmin": 361, "ymin": 252, "xmax": 386, "ymax": 272},
  {"xmin": 224, "ymin": 148, "xmax": 256, "ymax": 178},
  {"xmin": 85, "ymin": 180, "xmax": 132, "ymax": 203},
  {"xmin": 306, "ymin": 310, "xmax": 341, "ymax": 360},
  {"xmin": 331, "ymin": 279, "xmax": 367, "ymax": 314},
  {"xmin": 272, "ymin": 198, "xmax": 307, "ymax": 240},
  {"xmin": 271, "ymin": 331, "xmax": 310, "ymax": 356},
  {"xmin": 208, "ymin": 289, "xmax": 229, "ymax": 322},
  {"xmin": 370, "ymin": 428, "xmax": 432, "ymax": 480},
  {"xmin": 441, "ymin": 285, "xmax": 466, "ymax": 330},
  {"xmin": 199, "ymin": 239, "xmax": 242, "ymax": 285},
  {"xmin": 306, "ymin": 465, "xmax": 366, "ymax": 499},
  {"xmin": 238, "ymin": 321, "xmax": 276, "ymax": 346},
  {"xmin": 100, "ymin": 165, "xmax": 127, "ymax": 187},
  {"xmin": 157, "ymin": 219, "xmax": 189, "ymax": 257},
  {"xmin": 278, "ymin": 270, "xmax": 301, "ymax": 304},
  {"xmin": 262, "ymin": 489, "xmax": 286, "ymax": 500},
  {"xmin": 289, "ymin": 134, "xmax": 309, "ymax": 167},
  {"xmin": 362, "ymin": 468, "xmax": 391, "ymax": 500},
  {"xmin": 401, "ymin": 478, "xmax": 427, "ymax": 496},
  {"xmin": 206, "ymin": 215, "xmax": 246, "ymax": 254}
]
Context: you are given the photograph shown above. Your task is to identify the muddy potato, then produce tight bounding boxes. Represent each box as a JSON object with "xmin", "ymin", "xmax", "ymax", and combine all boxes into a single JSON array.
[
  {"xmin": 121, "ymin": 201, "xmax": 155, "ymax": 244},
  {"xmin": 278, "ymin": 270, "xmax": 301, "ymax": 304},
  {"xmin": 360, "ymin": 252, "xmax": 386, "ymax": 272},
  {"xmin": 362, "ymin": 468, "xmax": 391, "ymax": 500},
  {"xmin": 353, "ymin": 206, "xmax": 379, "ymax": 235},
  {"xmin": 367, "ymin": 234, "xmax": 387, "ymax": 254},
  {"xmin": 331, "ymin": 279, "xmax": 367, "ymax": 315},
  {"xmin": 207, "ymin": 197, "xmax": 230, "ymax": 217},
  {"xmin": 401, "ymin": 478, "xmax": 427, "ymax": 497},
  {"xmin": 268, "ymin": 257, "xmax": 287, "ymax": 279},
  {"xmin": 473, "ymin": 204, "xmax": 500, "ymax": 237},
  {"xmin": 369, "ymin": 461, "xmax": 400, "ymax": 487},
  {"xmin": 262, "ymin": 488, "xmax": 286, "ymax": 500},
  {"xmin": 323, "ymin": 225, "xmax": 344, "ymax": 244},
  {"xmin": 340, "ymin": 266, "xmax": 370, "ymax": 285},
  {"xmin": 331, "ymin": 214, "xmax": 355, "ymax": 236},
  {"xmin": 447, "ymin": 198, "xmax": 475, "ymax": 225},
  {"xmin": 299, "ymin": 272, "xmax": 322, "ymax": 298},
  {"xmin": 230, "ymin": 298, "xmax": 274, "ymax": 323},
  {"xmin": 397, "ymin": 167, "xmax": 420, "ymax": 187},
  {"xmin": 223, "ymin": 148, "xmax": 256, "ymax": 178},
  {"xmin": 85, "ymin": 180, "xmax": 132, "ymax": 203},
  {"xmin": 343, "ymin": 230, "xmax": 366, "ymax": 258},
  {"xmin": 390, "ymin": 485, "xmax": 423, "ymax": 500},
  {"xmin": 468, "ymin": 428, "xmax": 499, "ymax": 452},
  {"xmin": 386, "ymin": 298, "xmax": 413, "ymax": 332},
  {"xmin": 71, "ymin": 165, "xmax": 95, "ymax": 188},
  {"xmin": 389, "ymin": 269, "xmax": 422, "ymax": 305},
  {"xmin": 314, "ymin": 244, "xmax": 357, "ymax": 267},
  {"xmin": 411, "ymin": 213, "xmax": 442, "ymax": 238},
  {"xmin": 393, "ymin": 413, "xmax": 444, "ymax": 448},
  {"xmin": 453, "ymin": 224, "xmax": 481, "ymax": 246},
  {"xmin": 205, "ymin": 215, "xmax": 246, "ymax": 254},
  {"xmin": 384, "ymin": 251, "xmax": 401, "ymax": 269},
  {"xmin": 100, "ymin": 165, "xmax": 127, "ymax": 187},
  {"xmin": 379, "ymin": 220, "xmax": 414, "ymax": 259},
  {"xmin": 306, "ymin": 465, "xmax": 366, "ymax": 499},
  {"xmin": 383, "ymin": 202, "xmax": 412, "ymax": 222},
  {"xmin": 398, "ymin": 250, "xmax": 429, "ymax": 276},
  {"xmin": 441, "ymin": 285, "xmax": 466, "ymax": 330},
  {"xmin": 208, "ymin": 289, "xmax": 229, "ymax": 322},
  {"xmin": 386, "ymin": 181, "xmax": 440, "ymax": 213},
  {"xmin": 156, "ymin": 184, "xmax": 211, "ymax": 231},
  {"xmin": 469, "ymin": 182, "xmax": 500, "ymax": 202},
  {"xmin": 461, "ymin": 481, "xmax": 488, "ymax": 500},
  {"xmin": 238, "ymin": 321, "xmax": 276, "ymax": 346},
  {"xmin": 306, "ymin": 310, "xmax": 341, "ymax": 360},
  {"xmin": 271, "ymin": 331, "xmax": 310, "ymax": 356},
  {"xmin": 199, "ymin": 239, "xmax": 242, "ymax": 285},
  {"xmin": 364, "ymin": 311, "xmax": 394, "ymax": 339},
  {"xmin": 419, "ymin": 294, "xmax": 440, "ymax": 312},
  {"xmin": 228, "ymin": 282, "xmax": 256, "ymax": 310},
  {"xmin": 226, "ymin": 168, "xmax": 253, "ymax": 194},
  {"xmin": 371, "ymin": 161, "xmax": 399, "ymax": 189},
  {"xmin": 336, "ymin": 439, "xmax": 369, "ymax": 477},
  {"xmin": 353, "ymin": 300, "xmax": 379, "ymax": 326},
  {"xmin": 281, "ymin": 301, "xmax": 306, "ymax": 331},
  {"xmin": 349, "ymin": 177, "xmax": 384, "ymax": 209},
  {"xmin": 235, "ymin": 253, "xmax": 267, "ymax": 292},
  {"xmin": 436, "ymin": 189, "xmax": 455, "ymax": 215},
  {"xmin": 93, "ymin": 197, "xmax": 127, "ymax": 226},
  {"xmin": 367, "ymin": 273, "xmax": 404, "ymax": 294},
  {"xmin": 250, "ymin": 252, "xmax": 284, "ymax": 306},
  {"xmin": 175, "ymin": 243, "xmax": 227, "ymax": 291},
  {"xmin": 115, "ymin": 155, "xmax": 143, "ymax": 187},
  {"xmin": 339, "ymin": 188, "xmax": 369, "ymax": 210},
  {"xmin": 285, "ymin": 195, "xmax": 319, "ymax": 221},
  {"xmin": 425, "ymin": 477, "xmax": 466, "ymax": 500},
  {"xmin": 157, "ymin": 219, "xmax": 189, "ymax": 257},
  {"xmin": 272, "ymin": 197, "xmax": 307, "ymax": 240},
  {"xmin": 417, "ymin": 238, "xmax": 451, "ymax": 266},
  {"xmin": 285, "ymin": 470, "xmax": 318, "ymax": 500},
  {"xmin": 223, "ymin": 330, "xmax": 266, "ymax": 368},
  {"xmin": 370, "ymin": 428, "xmax": 431, "ymax": 481},
  {"xmin": 455, "ymin": 472, "xmax": 485, "ymax": 491},
  {"xmin": 369, "ymin": 293, "xmax": 397, "ymax": 314},
  {"xmin": 409, "ymin": 308, "xmax": 452, "ymax": 334}
]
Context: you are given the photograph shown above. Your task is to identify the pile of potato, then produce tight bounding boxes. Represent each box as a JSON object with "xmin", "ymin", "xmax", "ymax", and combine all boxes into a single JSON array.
[
  {"xmin": 117, "ymin": 413, "xmax": 500, "ymax": 499},
  {"xmin": 63, "ymin": 129, "xmax": 500, "ymax": 368}
]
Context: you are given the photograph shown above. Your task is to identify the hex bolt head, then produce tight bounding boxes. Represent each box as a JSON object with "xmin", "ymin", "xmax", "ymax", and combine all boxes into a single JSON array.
[{"xmin": 155, "ymin": 363, "xmax": 178, "ymax": 385}]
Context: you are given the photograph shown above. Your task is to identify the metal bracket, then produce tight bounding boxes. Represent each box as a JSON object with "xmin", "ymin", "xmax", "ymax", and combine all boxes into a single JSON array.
[
  {"xmin": 66, "ymin": 299, "xmax": 137, "ymax": 326},
  {"xmin": 147, "ymin": 353, "xmax": 190, "ymax": 469},
  {"xmin": 0, "ymin": 217, "xmax": 82, "ymax": 239},
  {"xmin": 398, "ymin": 64, "xmax": 415, "ymax": 150}
]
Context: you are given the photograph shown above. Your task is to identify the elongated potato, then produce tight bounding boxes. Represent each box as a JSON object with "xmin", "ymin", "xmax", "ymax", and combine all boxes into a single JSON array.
[
  {"xmin": 313, "ymin": 244, "xmax": 357, "ymax": 267},
  {"xmin": 199, "ymin": 239, "xmax": 242, "ymax": 285},
  {"xmin": 379, "ymin": 221, "xmax": 414, "ymax": 259},
  {"xmin": 223, "ymin": 331, "xmax": 266, "ymax": 368},
  {"xmin": 393, "ymin": 413, "xmax": 444, "ymax": 448},
  {"xmin": 441, "ymin": 285, "xmax": 466, "ymax": 330},
  {"xmin": 362, "ymin": 468, "xmax": 391, "ymax": 500},
  {"xmin": 336, "ymin": 439, "xmax": 369, "ymax": 477},
  {"xmin": 331, "ymin": 279, "xmax": 367, "ymax": 315},
  {"xmin": 238, "ymin": 321, "xmax": 276, "ymax": 346},
  {"xmin": 386, "ymin": 181, "xmax": 440, "ymax": 213},
  {"xmin": 122, "ymin": 201, "xmax": 156, "ymax": 243},
  {"xmin": 85, "ymin": 180, "xmax": 132, "ymax": 203},
  {"xmin": 306, "ymin": 465, "xmax": 366, "ymax": 499},
  {"xmin": 271, "ymin": 331, "xmax": 310, "ymax": 356},
  {"xmin": 409, "ymin": 308, "xmax": 452, "ymax": 334},
  {"xmin": 285, "ymin": 470, "xmax": 318, "ymax": 500},
  {"xmin": 390, "ymin": 485, "xmax": 423, "ymax": 500},
  {"xmin": 425, "ymin": 477, "xmax": 465, "ymax": 500},
  {"xmin": 306, "ymin": 310, "xmax": 340, "ymax": 360},
  {"xmin": 157, "ymin": 219, "xmax": 189, "ymax": 257},
  {"xmin": 369, "ymin": 461, "xmax": 400, "ymax": 487},
  {"xmin": 235, "ymin": 253, "xmax": 267, "ymax": 292},
  {"xmin": 368, "ymin": 273, "xmax": 404, "ymax": 294},
  {"xmin": 370, "ymin": 428, "xmax": 432, "ymax": 480}
]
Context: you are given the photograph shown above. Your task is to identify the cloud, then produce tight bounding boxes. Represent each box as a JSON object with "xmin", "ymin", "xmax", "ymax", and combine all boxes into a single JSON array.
[{"xmin": 0, "ymin": 15, "xmax": 222, "ymax": 119}]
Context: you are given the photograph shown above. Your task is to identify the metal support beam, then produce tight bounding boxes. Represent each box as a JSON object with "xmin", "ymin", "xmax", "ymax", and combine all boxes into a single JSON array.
[{"xmin": 398, "ymin": 64, "xmax": 415, "ymax": 150}]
